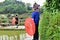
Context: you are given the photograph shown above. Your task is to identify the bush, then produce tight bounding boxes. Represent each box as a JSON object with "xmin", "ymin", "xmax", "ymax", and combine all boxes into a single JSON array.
[
  {"xmin": 0, "ymin": 17, "xmax": 9, "ymax": 23},
  {"xmin": 39, "ymin": 11, "xmax": 60, "ymax": 40}
]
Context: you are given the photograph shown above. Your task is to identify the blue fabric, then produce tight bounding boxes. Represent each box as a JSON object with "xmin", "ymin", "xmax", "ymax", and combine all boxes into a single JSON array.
[{"xmin": 31, "ymin": 11, "xmax": 40, "ymax": 25}]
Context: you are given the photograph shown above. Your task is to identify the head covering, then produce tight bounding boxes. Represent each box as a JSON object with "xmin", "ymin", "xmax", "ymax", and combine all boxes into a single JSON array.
[{"xmin": 33, "ymin": 2, "xmax": 40, "ymax": 10}]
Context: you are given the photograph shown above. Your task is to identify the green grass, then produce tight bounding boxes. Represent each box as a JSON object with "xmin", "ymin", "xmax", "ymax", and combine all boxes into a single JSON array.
[
  {"xmin": 0, "ymin": 29, "xmax": 26, "ymax": 40},
  {"xmin": 0, "ymin": 29, "xmax": 25, "ymax": 35}
]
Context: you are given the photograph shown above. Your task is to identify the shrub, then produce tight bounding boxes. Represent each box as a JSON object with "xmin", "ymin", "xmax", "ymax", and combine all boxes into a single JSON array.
[
  {"xmin": 39, "ymin": 11, "xmax": 60, "ymax": 40},
  {"xmin": 0, "ymin": 17, "xmax": 9, "ymax": 23}
]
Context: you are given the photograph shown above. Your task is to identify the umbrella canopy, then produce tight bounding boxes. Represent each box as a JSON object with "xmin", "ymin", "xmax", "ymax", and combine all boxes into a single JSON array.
[{"xmin": 25, "ymin": 17, "xmax": 35, "ymax": 36}]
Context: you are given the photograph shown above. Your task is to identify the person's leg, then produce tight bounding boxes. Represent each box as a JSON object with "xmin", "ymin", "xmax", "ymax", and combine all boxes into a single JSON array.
[
  {"xmin": 15, "ymin": 22, "xmax": 18, "ymax": 28},
  {"xmin": 33, "ymin": 32, "xmax": 36, "ymax": 40},
  {"xmin": 35, "ymin": 27, "xmax": 39, "ymax": 40},
  {"xmin": 16, "ymin": 24, "xmax": 18, "ymax": 28},
  {"xmin": 33, "ymin": 25, "xmax": 39, "ymax": 40}
]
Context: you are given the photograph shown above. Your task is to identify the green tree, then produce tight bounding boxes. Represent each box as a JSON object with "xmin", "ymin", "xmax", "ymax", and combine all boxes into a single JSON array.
[
  {"xmin": 0, "ymin": 0, "xmax": 31, "ymax": 14},
  {"xmin": 44, "ymin": 0, "xmax": 60, "ymax": 12}
]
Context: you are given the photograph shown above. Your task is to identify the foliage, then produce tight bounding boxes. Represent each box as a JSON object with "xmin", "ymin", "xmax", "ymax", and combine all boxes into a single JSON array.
[
  {"xmin": 39, "ymin": 0, "xmax": 60, "ymax": 40},
  {"xmin": 0, "ymin": 0, "xmax": 32, "ymax": 14},
  {"xmin": 39, "ymin": 10, "xmax": 60, "ymax": 40},
  {"xmin": 44, "ymin": 0, "xmax": 60, "ymax": 12},
  {"xmin": 0, "ymin": 16, "xmax": 9, "ymax": 23}
]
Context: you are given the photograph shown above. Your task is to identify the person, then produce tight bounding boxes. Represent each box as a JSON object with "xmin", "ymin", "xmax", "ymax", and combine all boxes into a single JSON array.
[
  {"xmin": 31, "ymin": 2, "xmax": 40, "ymax": 40},
  {"xmin": 11, "ymin": 16, "xmax": 16, "ymax": 25},
  {"xmin": 15, "ymin": 15, "xmax": 18, "ymax": 28}
]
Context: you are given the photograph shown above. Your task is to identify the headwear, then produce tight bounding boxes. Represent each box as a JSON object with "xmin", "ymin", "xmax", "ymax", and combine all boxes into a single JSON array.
[{"xmin": 33, "ymin": 2, "xmax": 40, "ymax": 10}]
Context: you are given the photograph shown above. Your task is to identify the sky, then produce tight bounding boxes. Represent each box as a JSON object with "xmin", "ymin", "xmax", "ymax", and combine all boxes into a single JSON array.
[
  {"xmin": 0, "ymin": 0, "xmax": 5, "ymax": 2},
  {"xmin": 21, "ymin": 0, "xmax": 46, "ymax": 6},
  {"xmin": 0, "ymin": 0, "xmax": 46, "ymax": 6}
]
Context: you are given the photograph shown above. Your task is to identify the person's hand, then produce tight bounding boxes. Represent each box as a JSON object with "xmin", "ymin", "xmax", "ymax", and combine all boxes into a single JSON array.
[{"xmin": 32, "ymin": 18, "xmax": 34, "ymax": 21}]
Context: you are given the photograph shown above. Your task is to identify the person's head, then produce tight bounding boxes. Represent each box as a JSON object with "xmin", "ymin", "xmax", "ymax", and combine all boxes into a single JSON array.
[
  {"xmin": 16, "ymin": 15, "xmax": 17, "ymax": 16},
  {"xmin": 32, "ymin": 2, "xmax": 40, "ymax": 11},
  {"xmin": 15, "ymin": 15, "xmax": 18, "ymax": 18}
]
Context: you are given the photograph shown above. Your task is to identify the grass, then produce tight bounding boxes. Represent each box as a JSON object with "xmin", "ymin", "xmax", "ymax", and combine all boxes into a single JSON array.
[{"xmin": 0, "ymin": 29, "xmax": 26, "ymax": 40}]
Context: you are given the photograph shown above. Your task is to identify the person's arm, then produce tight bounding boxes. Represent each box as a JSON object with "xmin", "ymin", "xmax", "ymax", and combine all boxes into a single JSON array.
[{"xmin": 31, "ymin": 12, "xmax": 35, "ymax": 20}]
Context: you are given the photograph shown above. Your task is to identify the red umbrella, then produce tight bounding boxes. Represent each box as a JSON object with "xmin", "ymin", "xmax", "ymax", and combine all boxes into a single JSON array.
[{"xmin": 24, "ymin": 17, "xmax": 35, "ymax": 36}]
